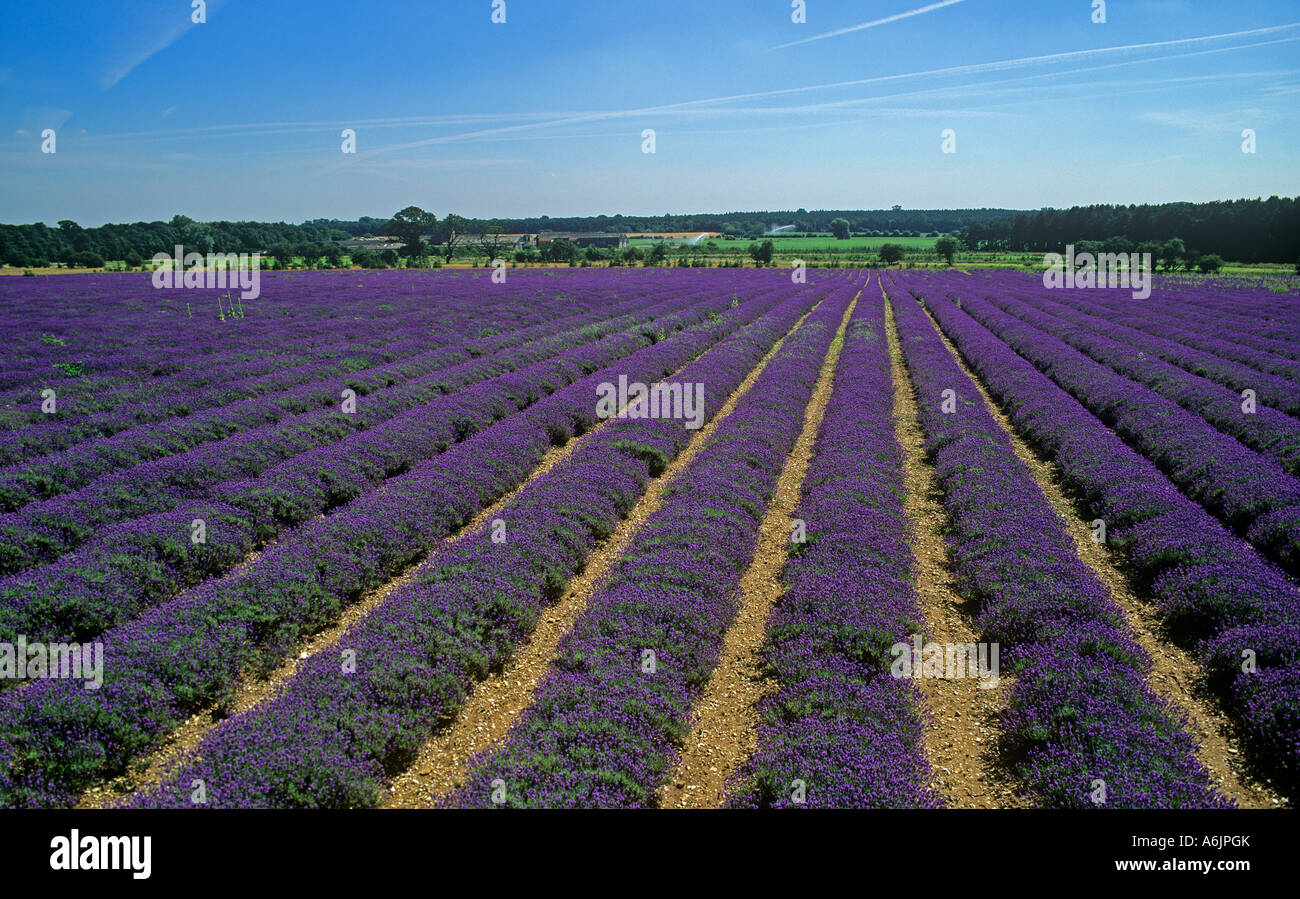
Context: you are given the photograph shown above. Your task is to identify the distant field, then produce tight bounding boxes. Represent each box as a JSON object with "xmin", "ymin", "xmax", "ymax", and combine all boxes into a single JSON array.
[{"xmin": 629, "ymin": 235, "xmax": 943, "ymax": 251}]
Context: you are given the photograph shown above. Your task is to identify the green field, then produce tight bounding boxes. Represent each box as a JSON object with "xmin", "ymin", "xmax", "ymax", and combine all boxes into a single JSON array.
[{"xmin": 628, "ymin": 234, "xmax": 942, "ymax": 251}]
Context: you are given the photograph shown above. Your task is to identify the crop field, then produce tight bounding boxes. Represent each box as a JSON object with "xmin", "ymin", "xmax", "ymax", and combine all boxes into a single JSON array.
[{"xmin": 0, "ymin": 266, "xmax": 1296, "ymax": 810}]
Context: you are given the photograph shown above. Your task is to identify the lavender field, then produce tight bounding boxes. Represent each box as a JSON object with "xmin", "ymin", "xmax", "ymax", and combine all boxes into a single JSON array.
[{"xmin": 0, "ymin": 266, "xmax": 1295, "ymax": 810}]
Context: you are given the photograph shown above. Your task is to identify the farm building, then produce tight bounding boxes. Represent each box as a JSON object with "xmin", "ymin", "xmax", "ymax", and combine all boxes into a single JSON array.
[
  {"xmin": 335, "ymin": 237, "xmax": 406, "ymax": 251},
  {"xmin": 463, "ymin": 234, "xmax": 529, "ymax": 251},
  {"xmin": 535, "ymin": 231, "xmax": 628, "ymax": 249}
]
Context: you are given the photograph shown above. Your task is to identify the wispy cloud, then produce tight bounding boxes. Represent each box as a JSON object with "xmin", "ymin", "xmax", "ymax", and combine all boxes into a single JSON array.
[
  {"xmin": 313, "ymin": 22, "xmax": 1300, "ymax": 170},
  {"xmin": 99, "ymin": 0, "xmax": 227, "ymax": 89},
  {"xmin": 771, "ymin": 0, "xmax": 968, "ymax": 50},
  {"xmin": 1141, "ymin": 107, "xmax": 1272, "ymax": 136}
]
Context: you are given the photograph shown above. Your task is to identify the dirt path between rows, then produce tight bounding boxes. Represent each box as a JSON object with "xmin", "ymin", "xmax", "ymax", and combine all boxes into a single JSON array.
[
  {"xmin": 913, "ymin": 299, "xmax": 1285, "ymax": 810},
  {"xmin": 658, "ymin": 293, "xmax": 859, "ymax": 809},
  {"xmin": 884, "ymin": 288, "xmax": 1021, "ymax": 809},
  {"xmin": 381, "ymin": 300, "xmax": 831, "ymax": 808},
  {"xmin": 78, "ymin": 313, "xmax": 761, "ymax": 810}
]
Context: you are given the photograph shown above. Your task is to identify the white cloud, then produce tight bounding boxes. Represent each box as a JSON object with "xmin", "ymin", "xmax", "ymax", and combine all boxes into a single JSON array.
[
  {"xmin": 771, "ymin": 0, "xmax": 969, "ymax": 50},
  {"xmin": 99, "ymin": 0, "xmax": 227, "ymax": 89}
]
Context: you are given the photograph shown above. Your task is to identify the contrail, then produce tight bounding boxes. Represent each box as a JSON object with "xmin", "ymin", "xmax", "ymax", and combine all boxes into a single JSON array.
[
  {"xmin": 772, "ymin": 0, "xmax": 968, "ymax": 50},
  {"xmin": 306, "ymin": 22, "xmax": 1299, "ymax": 174}
]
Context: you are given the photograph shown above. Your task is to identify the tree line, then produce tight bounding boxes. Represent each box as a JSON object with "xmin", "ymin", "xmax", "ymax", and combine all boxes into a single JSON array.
[
  {"xmin": 4, "ymin": 198, "xmax": 1297, "ymax": 269},
  {"xmin": 958, "ymin": 197, "xmax": 1299, "ymax": 264},
  {"xmin": 0, "ymin": 216, "xmax": 349, "ymax": 269}
]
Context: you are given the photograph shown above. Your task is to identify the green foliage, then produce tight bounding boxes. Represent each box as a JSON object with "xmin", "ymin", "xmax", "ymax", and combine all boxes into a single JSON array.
[
  {"xmin": 388, "ymin": 206, "xmax": 436, "ymax": 256},
  {"xmin": 830, "ymin": 217, "xmax": 851, "ymax": 240},
  {"xmin": 1196, "ymin": 254, "xmax": 1225, "ymax": 273},
  {"xmin": 934, "ymin": 236, "xmax": 959, "ymax": 265},
  {"xmin": 879, "ymin": 243, "xmax": 906, "ymax": 265}
]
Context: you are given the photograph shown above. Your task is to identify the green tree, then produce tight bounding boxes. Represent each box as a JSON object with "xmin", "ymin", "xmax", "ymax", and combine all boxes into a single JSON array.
[
  {"xmin": 438, "ymin": 213, "xmax": 470, "ymax": 263},
  {"xmin": 646, "ymin": 242, "xmax": 668, "ymax": 265},
  {"xmin": 388, "ymin": 206, "xmax": 437, "ymax": 257},
  {"xmin": 124, "ymin": 250, "xmax": 144, "ymax": 269},
  {"xmin": 748, "ymin": 240, "xmax": 774, "ymax": 265},
  {"xmin": 934, "ymin": 237, "xmax": 959, "ymax": 266},
  {"xmin": 268, "ymin": 242, "xmax": 294, "ymax": 270},
  {"xmin": 1160, "ymin": 238, "xmax": 1186, "ymax": 272},
  {"xmin": 879, "ymin": 243, "xmax": 906, "ymax": 265},
  {"xmin": 1196, "ymin": 254, "xmax": 1224, "ymax": 274},
  {"xmin": 475, "ymin": 221, "xmax": 509, "ymax": 262},
  {"xmin": 830, "ymin": 218, "xmax": 851, "ymax": 240},
  {"xmin": 544, "ymin": 239, "xmax": 578, "ymax": 264},
  {"xmin": 352, "ymin": 249, "xmax": 385, "ymax": 269}
]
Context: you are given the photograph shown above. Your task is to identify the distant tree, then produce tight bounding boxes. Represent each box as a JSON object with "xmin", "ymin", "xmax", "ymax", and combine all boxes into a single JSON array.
[
  {"xmin": 620, "ymin": 245, "xmax": 643, "ymax": 265},
  {"xmin": 934, "ymin": 237, "xmax": 959, "ymax": 266},
  {"xmin": 584, "ymin": 245, "xmax": 607, "ymax": 262},
  {"xmin": 352, "ymin": 249, "xmax": 385, "ymax": 269},
  {"xmin": 294, "ymin": 241, "xmax": 320, "ymax": 268},
  {"xmin": 830, "ymin": 218, "xmax": 851, "ymax": 240},
  {"xmin": 268, "ymin": 242, "xmax": 294, "ymax": 270},
  {"xmin": 1102, "ymin": 235, "xmax": 1135, "ymax": 255},
  {"xmin": 542, "ymin": 239, "xmax": 578, "ymax": 264},
  {"xmin": 320, "ymin": 244, "xmax": 344, "ymax": 267},
  {"xmin": 4, "ymin": 249, "xmax": 30, "ymax": 267},
  {"xmin": 1160, "ymin": 238, "xmax": 1186, "ymax": 271},
  {"xmin": 475, "ymin": 221, "xmax": 509, "ymax": 262},
  {"xmin": 1075, "ymin": 239, "xmax": 1105, "ymax": 258},
  {"xmin": 438, "ymin": 213, "xmax": 470, "ymax": 263},
  {"xmin": 879, "ymin": 243, "xmax": 906, "ymax": 265},
  {"xmin": 1196, "ymin": 254, "xmax": 1224, "ymax": 274},
  {"xmin": 646, "ymin": 242, "xmax": 668, "ymax": 265},
  {"xmin": 379, "ymin": 249, "xmax": 399, "ymax": 267},
  {"xmin": 124, "ymin": 250, "xmax": 144, "ymax": 269},
  {"xmin": 1137, "ymin": 241, "xmax": 1164, "ymax": 265},
  {"xmin": 748, "ymin": 240, "xmax": 774, "ymax": 265},
  {"xmin": 388, "ymin": 206, "xmax": 437, "ymax": 257}
]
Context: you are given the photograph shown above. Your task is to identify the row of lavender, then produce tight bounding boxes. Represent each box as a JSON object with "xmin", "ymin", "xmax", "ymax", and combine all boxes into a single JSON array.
[
  {"xmin": 0, "ymin": 288, "xmax": 666, "ymax": 509},
  {"xmin": 442, "ymin": 286, "xmax": 860, "ymax": 807},
  {"xmin": 0, "ymin": 270, "xmax": 541, "ymax": 412},
  {"xmin": 929, "ymin": 277, "xmax": 1300, "ymax": 574},
  {"xmin": 903, "ymin": 274, "xmax": 1299, "ymax": 793},
  {"xmin": 1008, "ymin": 282, "xmax": 1300, "ymax": 415},
  {"xmin": 0, "ymin": 282, "xmax": 583, "ymax": 462},
  {"xmin": 0, "ymin": 274, "xmax": 846, "ymax": 807},
  {"xmin": 886, "ymin": 277, "xmax": 1225, "ymax": 808},
  {"xmin": 0, "ymin": 269, "xmax": 677, "ymax": 434},
  {"xmin": 1079, "ymin": 281, "xmax": 1300, "ymax": 376},
  {"xmin": 123, "ymin": 278, "xmax": 849, "ymax": 807},
  {"xmin": 1145, "ymin": 277, "xmax": 1300, "ymax": 359},
  {"xmin": 0, "ymin": 287, "xmax": 692, "ymax": 576},
  {"xmin": 726, "ymin": 293, "xmax": 940, "ymax": 808},
  {"xmin": 978, "ymin": 288, "xmax": 1300, "ymax": 472},
  {"xmin": 0, "ymin": 282, "xmax": 748, "ymax": 651}
]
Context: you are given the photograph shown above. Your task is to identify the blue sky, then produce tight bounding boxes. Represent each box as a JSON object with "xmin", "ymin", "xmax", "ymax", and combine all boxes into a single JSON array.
[{"xmin": 2, "ymin": 0, "xmax": 1297, "ymax": 225}]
